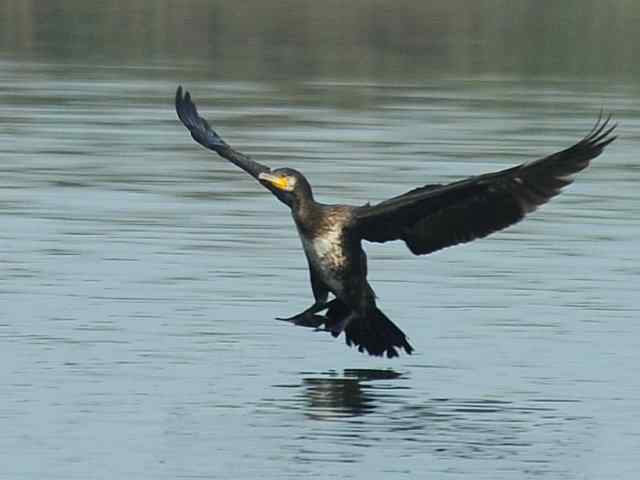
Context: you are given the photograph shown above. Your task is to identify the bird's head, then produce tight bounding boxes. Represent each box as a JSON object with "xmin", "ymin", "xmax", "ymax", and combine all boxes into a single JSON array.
[{"xmin": 258, "ymin": 168, "xmax": 313, "ymax": 206}]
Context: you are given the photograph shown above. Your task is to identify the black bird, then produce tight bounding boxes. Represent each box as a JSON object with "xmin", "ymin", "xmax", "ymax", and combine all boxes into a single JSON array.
[{"xmin": 175, "ymin": 86, "xmax": 616, "ymax": 358}]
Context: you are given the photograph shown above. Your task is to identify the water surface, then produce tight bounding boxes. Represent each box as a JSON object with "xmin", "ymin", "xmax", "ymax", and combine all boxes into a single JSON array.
[{"xmin": 1, "ymin": 55, "xmax": 640, "ymax": 479}]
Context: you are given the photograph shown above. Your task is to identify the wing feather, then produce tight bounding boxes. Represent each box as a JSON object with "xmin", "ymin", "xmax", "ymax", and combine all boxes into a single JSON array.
[
  {"xmin": 356, "ymin": 115, "xmax": 617, "ymax": 255},
  {"xmin": 175, "ymin": 86, "xmax": 271, "ymax": 179}
]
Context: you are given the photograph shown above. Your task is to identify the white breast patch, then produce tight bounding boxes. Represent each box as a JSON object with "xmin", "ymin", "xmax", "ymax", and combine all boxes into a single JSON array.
[
  {"xmin": 306, "ymin": 225, "xmax": 346, "ymax": 265},
  {"xmin": 299, "ymin": 224, "xmax": 348, "ymax": 294}
]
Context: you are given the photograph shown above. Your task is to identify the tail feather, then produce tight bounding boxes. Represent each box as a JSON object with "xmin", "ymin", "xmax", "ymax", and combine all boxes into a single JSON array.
[{"xmin": 325, "ymin": 301, "xmax": 414, "ymax": 358}]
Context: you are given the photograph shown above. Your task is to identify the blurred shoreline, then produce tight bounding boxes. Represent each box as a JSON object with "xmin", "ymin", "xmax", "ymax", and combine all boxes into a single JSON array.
[{"xmin": 1, "ymin": 0, "xmax": 638, "ymax": 80}]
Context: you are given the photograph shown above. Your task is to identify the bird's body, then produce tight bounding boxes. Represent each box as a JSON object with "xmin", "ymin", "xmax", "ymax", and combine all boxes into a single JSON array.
[
  {"xmin": 296, "ymin": 206, "xmax": 355, "ymax": 297},
  {"xmin": 273, "ymin": 183, "xmax": 409, "ymax": 355},
  {"xmin": 175, "ymin": 86, "xmax": 616, "ymax": 358}
]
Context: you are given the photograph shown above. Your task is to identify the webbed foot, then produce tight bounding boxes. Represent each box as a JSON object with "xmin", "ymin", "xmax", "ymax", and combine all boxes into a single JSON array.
[
  {"xmin": 276, "ymin": 299, "xmax": 338, "ymax": 328},
  {"xmin": 314, "ymin": 315, "xmax": 352, "ymax": 338},
  {"xmin": 276, "ymin": 313, "xmax": 326, "ymax": 328}
]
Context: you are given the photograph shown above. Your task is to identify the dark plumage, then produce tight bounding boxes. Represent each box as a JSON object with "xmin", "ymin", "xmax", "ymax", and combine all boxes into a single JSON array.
[{"xmin": 175, "ymin": 86, "xmax": 616, "ymax": 358}]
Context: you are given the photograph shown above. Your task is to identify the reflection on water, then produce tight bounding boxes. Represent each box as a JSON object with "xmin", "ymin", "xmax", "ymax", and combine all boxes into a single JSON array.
[
  {"xmin": 270, "ymin": 369, "xmax": 590, "ymax": 472},
  {"xmin": 1, "ymin": 57, "xmax": 640, "ymax": 479},
  {"xmin": 299, "ymin": 369, "xmax": 403, "ymax": 419}
]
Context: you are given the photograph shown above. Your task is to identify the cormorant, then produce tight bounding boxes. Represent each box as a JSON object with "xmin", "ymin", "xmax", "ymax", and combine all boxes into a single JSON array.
[{"xmin": 175, "ymin": 86, "xmax": 616, "ymax": 358}]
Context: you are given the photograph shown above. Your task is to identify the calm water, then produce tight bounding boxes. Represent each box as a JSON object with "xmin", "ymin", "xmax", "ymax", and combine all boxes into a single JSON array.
[{"xmin": 1, "ymin": 57, "xmax": 640, "ymax": 479}]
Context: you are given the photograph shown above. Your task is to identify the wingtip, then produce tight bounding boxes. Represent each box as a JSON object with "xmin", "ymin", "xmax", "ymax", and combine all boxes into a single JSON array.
[
  {"xmin": 175, "ymin": 85, "xmax": 189, "ymax": 123},
  {"xmin": 175, "ymin": 85, "xmax": 183, "ymax": 110},
  {"xmin": 584, "ymin": 111, "xmax": 617, "ymax": 147},
  {"xmin": 175, "ymin": 85, "xmax": 201, "ymax": 127},
  {"xmin": 175, "ymin": 85, "xmax": 193, "ymax": 110},
  {"xmin": 593, "ymin": 118, "xmax": 617, "ymax": 148}
]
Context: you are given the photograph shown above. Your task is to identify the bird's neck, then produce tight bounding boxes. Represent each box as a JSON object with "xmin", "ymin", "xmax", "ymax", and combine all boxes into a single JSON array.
[{"xmin": 291, "ymin": 196, "xmax": 320, "ymax": 233}]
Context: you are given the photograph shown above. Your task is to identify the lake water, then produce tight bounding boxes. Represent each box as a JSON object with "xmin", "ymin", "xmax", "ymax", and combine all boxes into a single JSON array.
[{"xmin": 1, "ymin": 23, "xmax": 640, "ymax": 480}]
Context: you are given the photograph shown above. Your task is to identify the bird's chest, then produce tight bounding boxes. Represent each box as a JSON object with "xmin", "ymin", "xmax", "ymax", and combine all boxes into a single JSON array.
[
  {"xmin": 300, "ymin": 226, "xmax": 347, "ymax": 269},
  {"xmin": 299, "ymin": 226, "xmax": 349, "ymax": 291}
]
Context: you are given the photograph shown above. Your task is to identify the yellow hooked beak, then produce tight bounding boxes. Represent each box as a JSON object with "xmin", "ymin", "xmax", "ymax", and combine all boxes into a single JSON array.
[{"xmin": 258, "ymin": 172, "xmax": 291, "ymax": 191}]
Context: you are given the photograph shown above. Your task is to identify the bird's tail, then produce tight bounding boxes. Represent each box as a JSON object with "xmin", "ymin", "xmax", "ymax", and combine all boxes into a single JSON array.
[{"xmin": 325, "ymin": 301, "xmax": 414, "ymax": 358}]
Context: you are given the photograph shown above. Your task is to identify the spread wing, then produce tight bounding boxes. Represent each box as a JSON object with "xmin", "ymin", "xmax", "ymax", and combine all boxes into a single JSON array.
[
  {"xmin": 355, "ymin": 115, "xmax": 617, "ymax": 255},
  {"xmin": 175, "ymin": 86, "xmax": 271, "ymax": 179}
]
